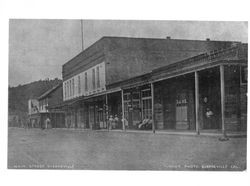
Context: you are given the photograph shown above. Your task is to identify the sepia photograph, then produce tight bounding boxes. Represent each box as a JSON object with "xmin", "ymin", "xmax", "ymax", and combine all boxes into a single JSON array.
[{"xmin": 8, "ymin": 19, "xmax": 247, "ymax": 171}]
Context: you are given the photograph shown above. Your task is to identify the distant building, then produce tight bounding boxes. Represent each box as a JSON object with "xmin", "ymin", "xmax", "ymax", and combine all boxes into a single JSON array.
[
  {"xmin": 28, "ymin": 83, "xmax": 65, "ymax": 128},
  {"xmin": 8, "ymin": 110, "xmax": 23, "ymax": 127},
  {"xmin": 28, "ymin": 99, "xmax": 39, "ymax": 115},
  {"xmin": 60, "ymin": 37, "xmax": 247, "ymax": 134}
]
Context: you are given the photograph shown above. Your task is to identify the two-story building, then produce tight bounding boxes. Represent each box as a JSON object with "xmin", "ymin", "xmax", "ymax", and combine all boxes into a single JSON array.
[
  {"xmin": 28, "ymin": 83, "xmax": 65, "ymax": 128},
  {"xmin": 61, "ymin": 36, "xmax": 247, "ymax": 134}
]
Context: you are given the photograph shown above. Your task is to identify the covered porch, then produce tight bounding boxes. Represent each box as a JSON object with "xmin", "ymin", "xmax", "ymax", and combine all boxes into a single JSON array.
[{"xmin": 112, "ymin": 44, "xmax": 248, "ymax": 136}]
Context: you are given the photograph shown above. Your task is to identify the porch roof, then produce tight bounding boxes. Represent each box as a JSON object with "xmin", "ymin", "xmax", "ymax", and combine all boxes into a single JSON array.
[
  {"xmin": 50, "ymin": 87, "xmax": 122, "ymax": 109},
  {"xmin": 107, "ymin": 44, "xmax": 247, "ymax": 90}
]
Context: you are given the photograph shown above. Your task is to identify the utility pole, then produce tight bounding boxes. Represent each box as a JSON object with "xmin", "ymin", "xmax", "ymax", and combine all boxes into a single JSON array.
[{"xmin": 80, "ymin": 19, "xmax": 84, "ymax": 51}]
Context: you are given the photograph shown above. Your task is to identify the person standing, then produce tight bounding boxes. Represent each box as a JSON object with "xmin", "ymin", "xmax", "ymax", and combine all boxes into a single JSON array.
[
  {"xmin": 114, "ymin": 115, "xmax": 119, "ymax": 129},
  {"xmin": 108, "ymin": 115, "xmax": 114, "ymax": 130},
  {"xmin": 122, "ymin": 118, "xmax": 128, "ymax": 130},
  {"xmin": 45, "ymin": 117, "xmax": 51, "ymax": 129},
  {"xmin": 201, "ymin": 96, "xmax": 214, "ymax": 129}
]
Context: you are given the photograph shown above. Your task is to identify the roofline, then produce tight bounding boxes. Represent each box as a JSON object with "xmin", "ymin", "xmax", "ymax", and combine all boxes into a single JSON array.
[
  {"xmin": 62, "ymin": 36, "xmax": 243, "ymax": 68},
  {"xmin": 62, "ymin": 37, "xmax": 107, "ymax": 68},
  {"xmin": 101, "ymin": 36, "xmax": 243, "ymax": 43},
  {"xmin": 38, "ymin": 83, "xmax": 62, "ymax": 100}
]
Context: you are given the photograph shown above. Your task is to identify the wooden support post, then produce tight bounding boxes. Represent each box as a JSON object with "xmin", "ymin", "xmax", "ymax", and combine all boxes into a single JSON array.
[
  {"xmin": 54, "ymin": 113, "xmax": 56, "ymax": 128},
  {"xmin": 102, "ymin": 97, "xmax": 105, "ymax": 130},
  {"xmin": 195, "ymin": 71, "xmax": 200, "ymax": 135},
  {"xmin": 75, "ymin": 108, "xmax": 77, "ymax": 129},
  {"xmin": 151, "ymin": 83, "xmax": 155, "ymax": 133},
  {"xmin": 49, "ymin": 112, "xmax": 52, "ymax": 129},
  {"xmin": 121, "ymin": 89, "xmax": 125, "ymax": 131},
  {"xmin": 105, "ymin": 94, "xmax": 109, "ymax": 131},
  {"xmin": 220, "ymin": 65, "xmax": 227, "ymax": 138}
]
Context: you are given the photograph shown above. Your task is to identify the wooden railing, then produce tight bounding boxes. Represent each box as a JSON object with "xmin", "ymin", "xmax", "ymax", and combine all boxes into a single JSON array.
[{"xmin": 183, "ymin": 45, "xmax": 239, "ymax": 64}]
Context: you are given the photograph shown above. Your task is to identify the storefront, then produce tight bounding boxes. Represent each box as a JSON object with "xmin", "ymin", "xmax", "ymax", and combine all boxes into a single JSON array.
[
  {"xmin": 63, "ymin": 90, "xmax": 123, "ymax": 130},
  {"xmin": 117, "ymin": 45, "xmax": 247, "ymax": 134},
  {"xmin": 198, "ymin": 67, "xmax": 221, "ymax": 130},
  {"xmin": 85, "ymin": 95, "xmax": 106, "ymax": 130},
  {"xmin": 121, "ymin": 84, "xmax": 153, "ymax": 130},
  {"xmin": 48, "ymin": 112, "xmax": 65, "ymax": 128},
  {"xmin": 107, "ymin": 91, "xmax": 123, "ymax": 129},
  {"xmin": 224, "ymin": 65, "xmax": 247, "ymax": 131},
  {"xmin": 154, "ymin": 73, "xmax": 195, "ymax": 131}
]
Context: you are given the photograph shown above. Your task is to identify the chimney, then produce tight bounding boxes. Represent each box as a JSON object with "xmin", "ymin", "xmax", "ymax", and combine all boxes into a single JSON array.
[{"xmin": 166, "ymin": 36, "xmax": 171, "ymax": 40}]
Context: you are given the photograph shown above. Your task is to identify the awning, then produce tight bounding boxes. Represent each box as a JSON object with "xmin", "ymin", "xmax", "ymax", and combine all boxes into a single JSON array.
[{"xmin": 50, "ymin": 87, "xmax": 122, "ymax": 109}]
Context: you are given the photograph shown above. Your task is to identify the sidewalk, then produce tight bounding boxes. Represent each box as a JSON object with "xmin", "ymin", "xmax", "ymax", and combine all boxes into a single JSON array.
[{"xmin": 10, "ymin": 127, "xmax": 247, "ymax": 138}]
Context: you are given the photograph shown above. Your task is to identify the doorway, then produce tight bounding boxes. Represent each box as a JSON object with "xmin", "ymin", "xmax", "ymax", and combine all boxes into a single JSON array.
[
  {"xmin": 199, "ymin": 67, "xmax": 221, "ymax": 130},
  {"xmin": 89, "ymin": 105, "xmax": 95, "ymax": 129}
]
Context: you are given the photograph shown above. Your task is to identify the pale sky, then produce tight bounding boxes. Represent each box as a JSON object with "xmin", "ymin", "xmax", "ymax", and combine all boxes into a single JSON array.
[{"xmin": 9, "ymin": 19, "xmax": 248, "ymax": 87}]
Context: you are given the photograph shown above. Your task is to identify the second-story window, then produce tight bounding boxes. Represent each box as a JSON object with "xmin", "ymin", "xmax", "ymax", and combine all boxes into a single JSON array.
[
  {"xmin": 69, "ymin": 80, "xmax": 72, "ymax": 97},
  {"xmin": 72, "ymin": 78, "xmax": 74, "ymax": 96},
  {"xmin": 78, "ymin": 75, "xmax": 81, "ymax": 94},
  {"xmin": 64, "ymin": 83, "xmax": 66, "ymax": 99},
  {"xmin": 85, "ymin": 72, "xmax": 88, "ymax": 91},
  {"xmin": 67, "ymin": 81, "xmax": 69, "ymax": 98},
  {"xmin": 97, "ymin": 66, "xmax": 100, "ymax": 88},
  {"xmin": 92, "ymin": 68, "xmax": 96, "ymax": 90}
]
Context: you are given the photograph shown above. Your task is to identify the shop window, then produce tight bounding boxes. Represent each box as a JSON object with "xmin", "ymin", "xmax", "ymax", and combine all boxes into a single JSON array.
[
  {"xmin": 141, "ymin": 88, "xmax": 152, "ymax": 119},
  {"xmin": 225, "ymin": 66, "xmax": 240, "ymax": 119},
  {"xmin": 132, "ymin": 92, "xmax": 140, "ymax": 108},
  {"xmin": 142, "ymin": 99, "xmax": 152, "ymax": 119},
  {"xmin": 132, "ymin": 92, "xmax": 141, "ymax": 121},
  {"xmin": 142, "ymin": 88, "xmax": 151, "ymax": 98},
  {"xmin": 124, "ymin": 92, "xmax": 131, "ymax": 101},
  {"xmin": 123, "ymin": 92, "xmax": 131, "ymax": 120}
]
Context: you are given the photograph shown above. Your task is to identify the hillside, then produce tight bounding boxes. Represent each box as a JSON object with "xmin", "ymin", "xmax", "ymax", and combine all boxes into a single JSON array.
[{"xmin": 9, "ymin": 78, "xmax": 62, "ymax": 114}]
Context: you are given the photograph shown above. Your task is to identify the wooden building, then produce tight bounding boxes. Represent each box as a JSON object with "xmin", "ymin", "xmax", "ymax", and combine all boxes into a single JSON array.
[
  {"xmin": 61, "ymin": 37, "xmax": 247, "ymax": 134},
  {"xmin": 28, "ymin": 83, "xmax": 65, "ymax": 128}
]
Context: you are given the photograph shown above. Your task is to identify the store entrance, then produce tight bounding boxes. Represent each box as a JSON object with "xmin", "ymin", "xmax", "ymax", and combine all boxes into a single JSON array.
[
  {"xmin": 199, "ymin": 67, "xmax": 221, "ymax": 130},
  {"xmin": 160, "ymin": 73, "xmax": 195, "ymax": 130},
  {"xmin": 107, "ymin": 91, "xmax": 122, "ymax": 129},
  {"xmin": 175, "ymin": 91, "xmax": 188, "ymax": 130},
  {"xmin": 89, "ymin": 105, "xmax": 95, "ymax": 129}
]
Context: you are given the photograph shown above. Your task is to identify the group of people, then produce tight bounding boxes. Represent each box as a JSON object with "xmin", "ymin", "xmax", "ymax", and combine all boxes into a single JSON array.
[
  {"xmin": 107, "ymin": 115, "xmax": 120, "ymax": 130},
  {"xmin": 24, "ymin": 117, "xmax": 51, "ymax": 129},
  {"xmin": 107, "ymin": 114, "xmax": 131, "ymax": 130},
  {"xmin": 107, "ymin": 115, "xmax": 153, "ymax": 130}
]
